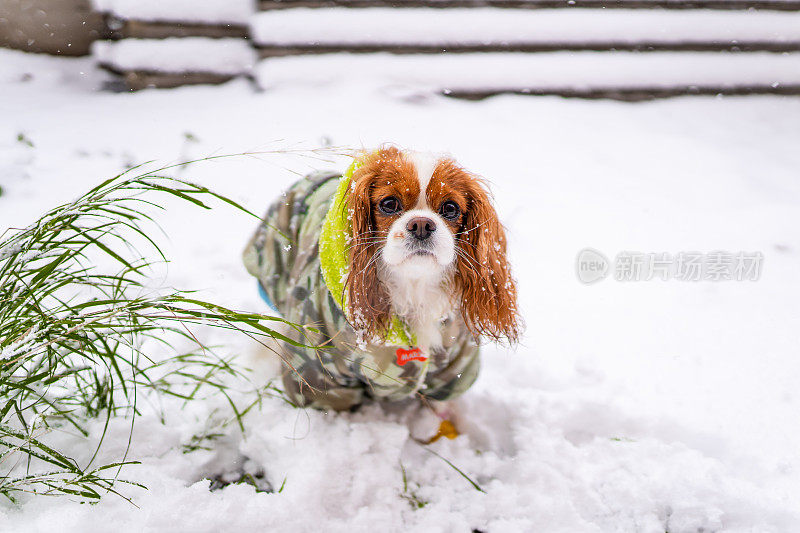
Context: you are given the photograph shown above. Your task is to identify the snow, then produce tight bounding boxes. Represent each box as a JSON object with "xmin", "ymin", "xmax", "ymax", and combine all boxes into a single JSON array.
[
  {"xmin": 2, "ymin": 47, "xmax": 800, "ymax": 531},
  {"xmin": 93, "ymin": 38, "xmax": 257, "ymax": 75},
  {"xmin": 256, "ymin": 51, "xmax": 800, "ymax": 92},
  {"xmin": 93, "ymin": 0, "xmax": 255, "ymax": 25},
  {"xmin": 251, "ymin": 8, "xmax": 800, "ymax": 46}
]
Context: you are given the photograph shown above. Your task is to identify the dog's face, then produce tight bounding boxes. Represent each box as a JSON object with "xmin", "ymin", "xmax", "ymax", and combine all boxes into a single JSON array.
[
  {"xmin": 369, "ymin": 151, "xmax": 459, "ymax": 279},
  {"xmin": 346, "ymin": 146, "xmax": 520, "ymax": 344}
]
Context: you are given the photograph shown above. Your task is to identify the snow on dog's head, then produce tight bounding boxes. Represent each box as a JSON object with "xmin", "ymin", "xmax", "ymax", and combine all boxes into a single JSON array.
[{"xmin": 345, "ymin": 146, "xmax": 520, "ymax": 344}]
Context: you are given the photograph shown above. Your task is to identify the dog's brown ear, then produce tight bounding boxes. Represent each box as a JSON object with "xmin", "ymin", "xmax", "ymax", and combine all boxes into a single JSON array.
[
  {"xmin": 454, "ymin": 175, "xmax": 521, "ymax": 344},
  {"xmin": 345, "ymin": 150, "xmax": 394, "ymax": 338}
]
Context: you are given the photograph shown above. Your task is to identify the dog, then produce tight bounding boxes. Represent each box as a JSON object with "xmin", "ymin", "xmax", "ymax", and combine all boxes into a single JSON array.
[{"xmin": 243, "ymin": 146, "xmax": 519, "ymax": 414}]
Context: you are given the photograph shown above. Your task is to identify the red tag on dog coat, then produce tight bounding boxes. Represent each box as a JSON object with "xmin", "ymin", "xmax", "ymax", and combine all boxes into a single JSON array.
[{"xmin": 396, "ymin": 347, "xmax": 427, "ymax": 366}]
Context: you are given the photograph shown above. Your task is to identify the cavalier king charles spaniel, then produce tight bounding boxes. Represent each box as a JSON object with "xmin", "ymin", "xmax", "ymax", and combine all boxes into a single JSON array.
[{"xmin": 244, "ymin": 146, "xmax": 520, "ymax": 422}]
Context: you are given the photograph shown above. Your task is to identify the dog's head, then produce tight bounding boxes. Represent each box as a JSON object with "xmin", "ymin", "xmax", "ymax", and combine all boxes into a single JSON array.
[{"xmin": 345, "ymin": 146, "xmax": 520, "ymax": 344}]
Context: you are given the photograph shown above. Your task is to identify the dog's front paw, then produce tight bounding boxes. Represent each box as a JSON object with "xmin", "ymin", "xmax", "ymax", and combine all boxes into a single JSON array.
[
  {"xmin": 425, "ymin": 419, "xmax": 459, "ymax": 444},
  {"xmin": 409, "ymin": 401, "xmax": 461, "ymax": 443}
]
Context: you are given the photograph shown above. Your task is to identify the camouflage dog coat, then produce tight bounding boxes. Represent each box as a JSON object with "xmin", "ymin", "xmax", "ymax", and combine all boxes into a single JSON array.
[{"xmin": 243, "ymin": 168, "xmax": 480, "ymax": 411}]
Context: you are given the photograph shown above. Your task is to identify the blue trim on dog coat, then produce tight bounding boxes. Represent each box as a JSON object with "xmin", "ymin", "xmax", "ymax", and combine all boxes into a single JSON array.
[{"xmin": 257, "ymin": 281, "xmax": 280, "ymax": 314}]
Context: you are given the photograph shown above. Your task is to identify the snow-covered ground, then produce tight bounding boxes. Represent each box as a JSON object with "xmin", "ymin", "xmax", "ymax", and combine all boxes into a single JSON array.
[{"xmin": 1, "ymin": 48, "xmax": 800, "ymax": 532}]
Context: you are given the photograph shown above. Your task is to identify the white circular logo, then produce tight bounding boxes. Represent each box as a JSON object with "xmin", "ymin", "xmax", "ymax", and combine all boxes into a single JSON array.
[{"xmin": 576, "ymin": 248, "xmax": 609, "ymax": 284}]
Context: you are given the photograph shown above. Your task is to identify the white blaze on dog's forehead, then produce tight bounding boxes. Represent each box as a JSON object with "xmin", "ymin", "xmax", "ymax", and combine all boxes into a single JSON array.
[{"xmin": 407, "ymin": 151, "xmax": 439, "ymax": 209}]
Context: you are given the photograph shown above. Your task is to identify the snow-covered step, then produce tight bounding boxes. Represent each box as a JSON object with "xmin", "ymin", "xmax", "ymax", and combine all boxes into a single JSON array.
[
  {"xmin": 93, "ymin": 38, "xmax": 257, "ymax": 89},
  {"xmin": 90, "ymin": 1, "xmax": 256, "ymax": 89},
  {"xmin": 251, "ymin": 8, "xmax": 800, "ymax": 55},
  {"xmin": 258, "ymin": 0, "xmax": 800, "ymax": 11},
  {"xmin": 255, "ymin": 51, "xmax": 800, "ymax": 99},
  {"xmin": 94, "ymin": 0, "xmax": 255, "ymax": 39},
  {"xmin": 93, "ymin": 0, "xmax": 256, "ymax": 25},
  {"xmin": 94, "ymin": 38, "xmax": 256, "ymax": 74}
]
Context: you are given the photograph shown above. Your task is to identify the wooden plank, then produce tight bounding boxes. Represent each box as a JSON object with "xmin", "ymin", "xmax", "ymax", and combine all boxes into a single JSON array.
[
  {"xmin": 257, "ymin": 41, "xmax": 800, "ymax": 57},
  {"xmin": 444, "ymin": 84, "xmax": 800, "ymax": 100},
  {"xmin": 123, "ymin": 70, "xmax": 238, "ymax": 90},
  {"xmin": 259, "ymin": 0, "xmax": 800, "ymax": 10},
  {"xmin": 105, "ymin": 17, "xmax": 248, "ymax": 40},
  {"xmin": 98, "ymin": 64, "xmax": 240, "ymax": 90}
]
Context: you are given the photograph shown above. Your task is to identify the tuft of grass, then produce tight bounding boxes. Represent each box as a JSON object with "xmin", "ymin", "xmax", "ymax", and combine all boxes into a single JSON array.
[
  {"xmin": 208, "ymin": 467, "xmax": 271, "ymax": 494},
  {"xmin": 182, "ymin": 425, "xmax": 226, "ymax": 454},
  {"xmin": 399, "ymin": 461, "xmax": 428, "ymax": 510},
  {"xmin": 16, "ymin": 133, "xmax": 34, "ymax": 148},
  {"xmin": 422, "ymin": 447, "xmax": 485, "ymax": 494},
  {"xmin": 0, "ymin": 160, "xmax": 316, "ymax": 503}
]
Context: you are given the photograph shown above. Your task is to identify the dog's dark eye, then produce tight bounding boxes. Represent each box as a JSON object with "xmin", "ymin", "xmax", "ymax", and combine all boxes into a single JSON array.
[
  {"xmin": 378, "ymin": 196, "xmax": 402, "ymax": 215},
  {"xmin": 439, "ymin": 201, "xmax": 460, "ymax": 220}
]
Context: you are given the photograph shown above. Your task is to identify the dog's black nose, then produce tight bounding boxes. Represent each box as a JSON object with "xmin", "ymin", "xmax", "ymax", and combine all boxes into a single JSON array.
[{"xmin": 406, "ymin": 217, "xmax": 436, "ymax": 240}]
